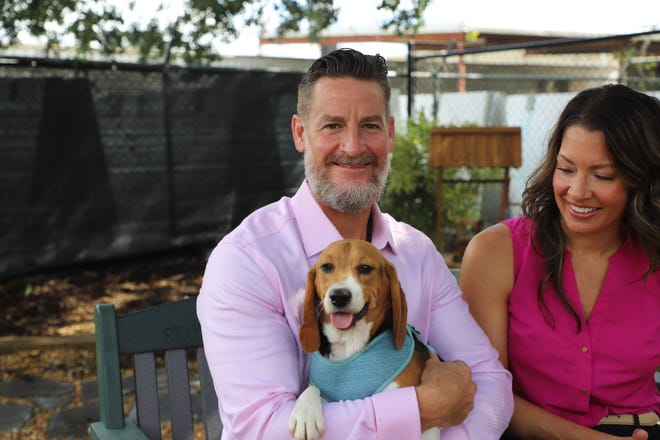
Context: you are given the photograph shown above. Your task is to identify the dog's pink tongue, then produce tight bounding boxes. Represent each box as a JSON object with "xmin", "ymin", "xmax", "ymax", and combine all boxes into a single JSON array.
[{"xmin": 330, "ymin": 312, "xmax": 353, "ymax": 329}]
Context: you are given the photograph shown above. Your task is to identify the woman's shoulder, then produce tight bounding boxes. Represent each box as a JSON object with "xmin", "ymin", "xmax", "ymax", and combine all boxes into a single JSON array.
[
  {"xmin": 471, "ymin": 221, "xmax": 514, "ymax": 248},
  {"xmin": 463, "ymin": 222, "xmax": 513, "ymax": 271},
  {"xmin": 502, "ymin": 215, "xmax": 534, "ymax": 234},
  {"xmin": 500, "ymin": 216, "xmax": 537, "ymax": 251}
]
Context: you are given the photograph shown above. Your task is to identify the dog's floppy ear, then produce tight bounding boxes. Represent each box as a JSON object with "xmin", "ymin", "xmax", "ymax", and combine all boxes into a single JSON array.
[
  {"xmin": 299, "ymin": 265, "xmax": 321, "ymax": 353},
  {"xmin": 385, "ymin": 260, "xmax": 408, "ymax": 350}
]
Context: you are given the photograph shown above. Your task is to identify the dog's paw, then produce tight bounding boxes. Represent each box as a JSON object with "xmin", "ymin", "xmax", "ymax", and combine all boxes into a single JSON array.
[
  {"xmin": 288, "ymin": 386, "xmax": 325, "ymax": 440},
  {"xmin": 422, "ymin": 426, "xmax": 441, "ymax": 440}
]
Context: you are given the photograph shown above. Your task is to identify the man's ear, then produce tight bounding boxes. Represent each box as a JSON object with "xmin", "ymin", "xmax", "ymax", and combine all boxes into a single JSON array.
[
  {"xmin": 291, "ymin": 114, "xmax": 306, "ymax": 153},
  {"xmin": 387, "ymin": 115, "xmax": 395, "ymax": 153}
]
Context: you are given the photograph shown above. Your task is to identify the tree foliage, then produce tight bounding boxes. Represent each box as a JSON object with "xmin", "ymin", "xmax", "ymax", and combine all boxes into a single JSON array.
[{"xmin": 0, "ymin": 0, "xmax": 432, "ymax": 64}]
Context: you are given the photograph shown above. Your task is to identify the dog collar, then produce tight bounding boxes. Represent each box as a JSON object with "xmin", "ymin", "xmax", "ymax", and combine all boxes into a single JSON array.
[{"xmin": 309, "ymin": 324, "xmax": 428, "ymax": 402}]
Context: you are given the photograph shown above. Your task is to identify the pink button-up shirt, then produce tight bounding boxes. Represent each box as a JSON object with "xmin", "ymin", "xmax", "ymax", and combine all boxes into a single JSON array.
[
  {"xmin": 505, "ymin": 216, "xmax": 660, "ymax": 427},
  {"xmin": 198, "ymin": 182, "xmax": 513, "ymax": 439}
]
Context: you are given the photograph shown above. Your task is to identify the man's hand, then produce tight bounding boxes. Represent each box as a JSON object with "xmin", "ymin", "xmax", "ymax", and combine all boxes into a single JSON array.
[{"xmin": 415, "ymin": 355, "xmax": 477, "ymax": 431}]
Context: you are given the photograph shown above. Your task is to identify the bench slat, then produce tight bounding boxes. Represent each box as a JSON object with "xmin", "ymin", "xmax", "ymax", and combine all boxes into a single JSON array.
[
  {"xmin": 134, "ymin": 352, "xmax": 161, "ymax": 440},
  {"xmin": 166, "ymin": 348, "xmax": 194, "ymax": 438},
  {"xmin": 198, "ymin": 347, "xmax": 222, "ymax": 439}
]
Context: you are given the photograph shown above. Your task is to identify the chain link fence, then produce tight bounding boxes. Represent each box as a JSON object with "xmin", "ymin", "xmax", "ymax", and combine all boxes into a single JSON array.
[{"xmin": 398, "ymin": 30, "xmax": 660, "ymax": 250}]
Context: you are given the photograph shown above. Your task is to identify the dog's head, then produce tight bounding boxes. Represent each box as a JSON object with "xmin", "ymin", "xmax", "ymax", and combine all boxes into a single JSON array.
[{"xmin": 299, "ymin": 239, "xmax": 408, "ymax": 355}]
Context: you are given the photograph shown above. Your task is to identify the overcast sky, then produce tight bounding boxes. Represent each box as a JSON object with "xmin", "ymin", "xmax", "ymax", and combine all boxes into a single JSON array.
[{"xmin": 126, "ymin": 0, "xmax": 660, "ymax": 58}]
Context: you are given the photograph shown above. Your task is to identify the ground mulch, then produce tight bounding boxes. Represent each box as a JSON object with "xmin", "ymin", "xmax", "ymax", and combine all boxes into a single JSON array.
[{"xmin": 0, "ymin": 246, "xmax": 209, "ymax": 439}]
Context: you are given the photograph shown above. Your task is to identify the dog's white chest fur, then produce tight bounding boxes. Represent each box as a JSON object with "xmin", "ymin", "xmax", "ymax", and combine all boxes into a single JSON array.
[{"xmin": 321, "ymin": 320, "xmax": 372, "ymax": 361}]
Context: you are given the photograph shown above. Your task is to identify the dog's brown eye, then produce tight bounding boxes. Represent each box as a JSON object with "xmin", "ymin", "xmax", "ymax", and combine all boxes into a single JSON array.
[
  {"xmin": 357, "ymin": 264, "xmax": 373, "ymax": 275},
  {"xmin": 320, "ymin": 263, "xmax": 334, "ymax": 273}
]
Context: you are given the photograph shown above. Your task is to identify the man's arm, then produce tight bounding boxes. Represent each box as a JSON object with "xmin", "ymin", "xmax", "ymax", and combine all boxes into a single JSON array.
[
  {"xmin": 198, "ymin": 243, "xmax": 431, "ymax": 439},
  {"xmin": 426, "ymin": 261, "xmax": 514, "ymax": 439},
  {"xmin": 416, "ymin": 356, "xmax": 476, "ymax": 430}
]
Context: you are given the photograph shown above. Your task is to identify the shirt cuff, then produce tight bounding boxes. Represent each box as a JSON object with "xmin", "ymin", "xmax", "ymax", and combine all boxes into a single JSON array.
[{"xmin": 372, "ymin": 387, "xmax": 422, "ymax": 439}]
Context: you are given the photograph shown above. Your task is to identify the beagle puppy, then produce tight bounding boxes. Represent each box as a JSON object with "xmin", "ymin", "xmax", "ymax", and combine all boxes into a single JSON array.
[{"xmin": 288, "ymin": 239, "xmax": 441, "ymax": 440}]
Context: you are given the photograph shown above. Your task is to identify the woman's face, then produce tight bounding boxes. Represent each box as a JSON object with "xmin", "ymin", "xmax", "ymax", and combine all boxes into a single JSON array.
[{"xmin": 552, "ymin": 124, "xmax": 629, "ymax": 239}]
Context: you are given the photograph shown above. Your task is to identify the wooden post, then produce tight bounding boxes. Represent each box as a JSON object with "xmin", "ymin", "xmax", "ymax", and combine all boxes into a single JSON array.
[{"xmin": 499, "ymin": 167, "xmax": 511, "ymax": 221}]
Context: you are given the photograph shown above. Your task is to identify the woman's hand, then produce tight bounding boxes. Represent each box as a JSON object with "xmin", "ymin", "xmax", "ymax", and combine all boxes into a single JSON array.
[{"xmin": 630, "ymin": 428, "xmax": 649, "ymax": 440}]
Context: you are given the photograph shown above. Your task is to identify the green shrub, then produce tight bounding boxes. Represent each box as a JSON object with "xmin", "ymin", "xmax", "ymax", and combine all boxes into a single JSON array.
[
  {"xmin": 381, "ymin": 113, "xmax": 500, "ymax": 250},
  {"xmin": 380, "ymin": 112, "xmax": 438, "ymax": 239}
]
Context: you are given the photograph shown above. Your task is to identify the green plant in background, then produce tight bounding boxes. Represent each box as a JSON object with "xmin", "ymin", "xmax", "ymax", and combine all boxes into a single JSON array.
[
  {"xmin": 441, "ymin": 168, "xmax": 480, "ymax": 228},
  {"xmin": 380, "ymin": 112, "xmax": 438, "ymax": 239},
  {"xmin": 441, "ymin": 166, "xmax": 503, "ymax": 229},
  {"xmin": 380, "ymin": 112, "xmax": 501, "ymax": 251}
]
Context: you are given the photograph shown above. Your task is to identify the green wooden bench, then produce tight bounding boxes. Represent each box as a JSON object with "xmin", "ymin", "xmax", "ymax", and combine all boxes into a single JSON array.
[{"xmin": 88, "ymin": 296, "xmax": 222, "ymax": 439}]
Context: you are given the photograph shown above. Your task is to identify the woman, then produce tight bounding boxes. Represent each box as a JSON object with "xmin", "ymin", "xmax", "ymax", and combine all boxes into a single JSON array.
[{"xmin": 461, "ymin": 84, "xmax": 659, "ymax": 440}]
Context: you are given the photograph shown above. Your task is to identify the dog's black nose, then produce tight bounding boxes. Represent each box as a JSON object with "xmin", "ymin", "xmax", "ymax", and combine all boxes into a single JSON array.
[{"xmin": 329, "ymin": 288, "xmax": 351, "ymax": 308}]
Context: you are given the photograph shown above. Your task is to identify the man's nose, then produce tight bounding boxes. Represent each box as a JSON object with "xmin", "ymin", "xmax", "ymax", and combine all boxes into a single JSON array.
[{"xmin": 340, "ymin": 125, "xmax": 365, "ymax": 155}]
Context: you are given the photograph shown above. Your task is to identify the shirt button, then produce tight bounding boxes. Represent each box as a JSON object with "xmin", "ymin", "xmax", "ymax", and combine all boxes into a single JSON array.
[
  {"xmin": 581, "ymin": 388, "xmax": 588, "ymax": 394},
  {"xmin": 581, "ymin": 346, "xmax": 589, "ymax": 353}
]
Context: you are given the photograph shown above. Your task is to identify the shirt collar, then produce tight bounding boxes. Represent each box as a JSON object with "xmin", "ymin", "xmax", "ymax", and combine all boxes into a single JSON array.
[{"xmin": 291, "ymin": 181, "xmax": 396, "ymax": 259}]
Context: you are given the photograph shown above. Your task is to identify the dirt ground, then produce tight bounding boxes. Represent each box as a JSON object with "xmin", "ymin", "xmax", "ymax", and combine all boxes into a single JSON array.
[{"xmin": 0, "ymin": 245, "xmax": 209, "ymax": 439}]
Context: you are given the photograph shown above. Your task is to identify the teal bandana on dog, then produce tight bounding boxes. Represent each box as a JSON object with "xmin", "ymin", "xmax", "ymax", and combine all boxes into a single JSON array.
[{"xmin": 309, "ymin": 324, "xmax": 430, "ymax": 402}]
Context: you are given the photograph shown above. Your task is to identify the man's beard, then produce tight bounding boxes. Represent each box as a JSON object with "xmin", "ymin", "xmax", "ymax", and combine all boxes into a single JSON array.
[{"xmin": 304, "ymin": 150, "xmax": 390, "ymax": 213}]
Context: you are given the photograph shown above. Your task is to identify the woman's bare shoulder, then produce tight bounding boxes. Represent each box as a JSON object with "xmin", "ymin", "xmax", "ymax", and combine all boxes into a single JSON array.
[
  {"xmin": 461, "ymin": 223, "xmax": 514, "ymax": 279},
  {"xmin": 469, "ymin": 223, "xmax": 512, "ymax": 250}
]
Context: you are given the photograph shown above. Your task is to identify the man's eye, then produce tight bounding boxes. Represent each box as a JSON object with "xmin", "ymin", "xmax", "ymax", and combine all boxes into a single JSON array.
[
  {"xmin": 357, "ymin": 265, "xmax": 373, "ymax": 275},
  {"xmin": 320, "ymin": 263, "xmax": 334, "ymax": 273}
]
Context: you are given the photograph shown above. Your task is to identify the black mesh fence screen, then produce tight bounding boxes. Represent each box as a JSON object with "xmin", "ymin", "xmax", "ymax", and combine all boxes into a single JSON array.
[{"xmin": 0, "ymin": 60, "xmax": 304, "ymax": 279}]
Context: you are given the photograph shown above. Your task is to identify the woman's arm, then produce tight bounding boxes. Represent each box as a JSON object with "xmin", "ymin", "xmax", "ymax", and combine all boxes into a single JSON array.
[
  {"xmin": 508, "ymin": 395, "xmax": 648, "ymax": 440},
  {"xmin": 460, "ymin": 223, "xmax": 513, "ymax": 367}
]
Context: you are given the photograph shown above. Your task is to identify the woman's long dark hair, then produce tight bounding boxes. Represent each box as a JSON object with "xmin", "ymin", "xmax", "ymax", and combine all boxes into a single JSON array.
[{"xmin": 521, "ymin": 84, "xmax": 660, "ymax": 331}]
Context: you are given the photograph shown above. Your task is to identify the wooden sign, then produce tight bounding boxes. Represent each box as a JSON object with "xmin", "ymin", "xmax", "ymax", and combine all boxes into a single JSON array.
[
  {"xmin": 430, "ymin": 126, "xmax": 521, "ymax": 167},
  {"xmin": 429, "ymin": 126, "xmax": 522, "ymax": 249}
]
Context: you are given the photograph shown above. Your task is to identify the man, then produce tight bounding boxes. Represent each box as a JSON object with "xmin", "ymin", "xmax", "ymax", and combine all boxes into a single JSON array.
[{"xmin": 197, "ymin": 48, "xmax": 513, "ymax": 439}]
